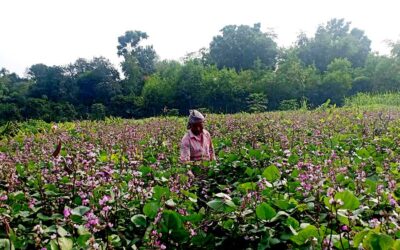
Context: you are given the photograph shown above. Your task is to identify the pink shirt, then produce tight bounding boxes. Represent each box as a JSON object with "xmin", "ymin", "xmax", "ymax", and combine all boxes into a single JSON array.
[{"xmin": 180, "ymin": 129, "xmax": 216, "ymax": 162}]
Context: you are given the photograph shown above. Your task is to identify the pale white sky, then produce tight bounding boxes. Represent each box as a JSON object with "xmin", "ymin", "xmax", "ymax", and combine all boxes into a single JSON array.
[{"xmin": 1, "ymin": 0, "xmax": 399, "ymax": 76}]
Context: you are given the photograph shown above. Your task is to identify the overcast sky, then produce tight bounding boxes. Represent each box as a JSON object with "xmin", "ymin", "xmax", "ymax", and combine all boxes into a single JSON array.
[{"xmin": 1, "ymin": 0, "xmax": 399, "ymax": 76}]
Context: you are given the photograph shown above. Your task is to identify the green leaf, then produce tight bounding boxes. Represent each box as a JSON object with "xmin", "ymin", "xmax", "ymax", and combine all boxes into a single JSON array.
[
  {"xmin": 58, "ymin": 238, "xmax": 73, "ymax": 250},
  {"xmin": 288, "ymin": 154, "xmax": 299, "ymax": 165},
  {"xmin": 207, "ymin": 199, "xmax": 224, "ymax": 212},
  {"xmin": 238, "ymin": 182, "xmax": 257, "ymax": 192},
  {"xmin": 393, "ymin": 240, "xmax": 400, "ymax": 250},
  {"xmin": 356, "ymin": 148, "xmax": 370, "ymax": 158},
  {"xmin": 333, "ymin": 237, "xmax": 349, "ymax": 249},
  {"xmin": 37, "ymin": 213, "xmax": 52, "ymax": 221},
  {"xmin": 131, "ymin": 214, "xmax": 147, "ymax": 227},
  {"xmin": 335, "ymin": 190, "xmax": 360, "ymax": 210},
  {"xmin": 143, "ymin": 202, "xmax": 160, "ymax": 219},
  {"xmin": 57, "ymin": 226, "xmax": 69, "ymax": 237},
  {"xmin": 11, "ymin": 191, "xmax": 25, "ymax": 201},
  {"xmin": 286, "ymin": 217, "xmax": 300, "ymax": 229},
  {"xmin": 363, "ymin": 232, "xmax": 394, "ymax": 250},
  {"xmin": 184, "ymin": 213, "xmax": 203, "ymax": 223},
  {"xmin": 223, "ymin": 219, "xmax": 234, "ymax": 230},
  {"xmin": 71, "ymin": 206, "xmax": 90, "ymax": 216},
  {"xmin": 256, "ymin": 202, "xmax": 276, "ymax": 220},
  {"xmin": 0, "ymin": 239, "xmax": 15, "ymax": 250},
  {"xmin": 290, "ymin": 225, "xmax": 319, "ymax": 246},
  {"xmin": 44, "ymin": 225, "xmax": 57, "ymax": 234},
  {"xmin": 108, "ymin": 234, "xmax": 121, "ymax": 247},
  {"xmin": 245, "ymin": 167, "xmax": 255, "ymax": 177},
  {"xmin": 49, "ymin": 240, "xmax": 59, "ymax": 250},
  {"xmin": 153, "ymin": 186, "xmax": 170, "ymax": 201},
  {"xmin": 161, "ymin": 210, "xmax": 188, "ymax": 241},
  {"xmin": 274, "ymin": 199, "xmax": 296, "ymax": 210},
  {"xmin": 77, "ymin": 234, "xmax": 91, "ymax": 247},
  {"xmin": 162, "ymin": 210, "xmax": 183, "ymax": 231},
  {"xmin": 262, "ymin": 165, "xmax": 281, "ymax": 182},
  {"xmin": 70, "ymin": 214, "xmax": 83, "ymax": 224},
  {"xmin": 337, "ymin": 214, "xmax": 350, "ymax": 226},
  {"xmin": 76, "ymin": 225, "xmax": 90, "ymax": 235},
  {"xmin": 353, "ymin": 230, "xmax": 370, "ymax": 248}
]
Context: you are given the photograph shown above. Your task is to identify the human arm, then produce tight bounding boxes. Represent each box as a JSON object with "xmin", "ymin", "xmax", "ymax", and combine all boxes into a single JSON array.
[{"xmin": 180, "ymin": 135, "xmax": 191, "ymax": 163}]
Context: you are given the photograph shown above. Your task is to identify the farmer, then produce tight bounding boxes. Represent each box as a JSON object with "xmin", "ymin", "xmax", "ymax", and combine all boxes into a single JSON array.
[{"xmin": 180, "ymin": 110, "xmax": 216, "ymax": 162}]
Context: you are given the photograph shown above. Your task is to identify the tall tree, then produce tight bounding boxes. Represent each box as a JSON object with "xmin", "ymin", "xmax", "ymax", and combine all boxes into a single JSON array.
[
  {"xmin": 208, "ymin": 23, "xmax": 278, "ymax": 71},
  {"xmin": 117, "ymin": 30, "xmax": 158, "ymax": 95},
  {"xmin": 318, "ymin": 58, "xmax": 353, "ymax": 105},
  {"xmin": 28, "ymin": 64, "xmax": 69, "ymax": 102},
  {"xmin": 74, "ymin": 57, "xmax": 121, "ymax": 106},
  {"xmin": 296, "ymin": 18, "xmax": 371, "ymax": 72}
]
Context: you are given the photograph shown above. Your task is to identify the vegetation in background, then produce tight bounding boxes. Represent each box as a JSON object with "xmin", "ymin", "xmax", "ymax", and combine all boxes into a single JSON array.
[{"xmin": 1, "ymin": 18, "xmax": 400, "ymax": 124}]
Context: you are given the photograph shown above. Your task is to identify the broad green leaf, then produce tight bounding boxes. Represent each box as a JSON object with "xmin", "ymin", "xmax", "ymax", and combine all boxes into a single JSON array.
[
  {"xmin": 77, "ymin": 234, "xmax": 91, "ymax": 247},
  {"xmin": 335, "ymin": 190, "xmax": 360, "ymax": 210},
  {"xmin": 337, "ymin": 214, "xmax": 350, "ymax": 226},
  {"xmin": 286, "ymin": 217, "xmax": 300, "ymax": 229},
  {"xmin": 353, "ymin": 230, "xmax": 370, "ymax": 247},
  {"xmin": 238, "ymin": 182, "xmax": 257, "ymax": 192},
  {"xmin": 71, "ymin": 206, "xmax": 90, "ymax": 216},
  {"xmin": 256, "ymin": 202, "xmax": 276, "ymax": 220},
  {"xmin": 153, "ymin": 186, "xmax": 170, "ymax": 200},
  {"xmin": 245, "ymin": 167, "xmax": 255, "ymax": 177},
  {"xmin": 262, "ymin": 165, "xmax": 281, "ymax": 182},
  {"xmin": 161, "ymin": 210, "xmax": 188, "ymax": 241},
  {"xmin": 77, "ymin": 225, "xmax": 90, "ymax": 236},
  {"xmin": 131, "ymin": 214, "xmax": 147, "ymax": 227},
  {"xmin": 363, "ymin": 232, "xmax": 394, "ymax": 250},
  {"xmin": 37, "ymin": 213, "xmax": 52, "ymax": 221},
  {"xmin": 184, "ymin": 213, "xmax": 203, "ymax": 223},
  {"xmin": 58, "ymin": 237, "xmax": 73, "ymax": 250},
  {"xmin": 11, "ymin": 191, "xmax": 25, "ymax": 201},
  {"xmin": 49, "ymin": 240, "xmax": 59, "ymax": 250},
  {"xmin": 393, "ymin": 240, "xmax": 400, "ymax": 249},
  {"xmin": 0, "ymin": 239, "xmax": 15, "ymax": 250},
  {"xmin": 290, "ymin": 225, "xmax": 319, "ymax": 245},
  {"xmin": 57, "ymin": 226, "xmax": 69, "ymax": 237},
  {"xmin": 162, "ymin": 210, "xmax": 183, "ymax": 231},
  {"xmin": 108, "ymin": 234, "xmax": 121, "ymax": 247},
  {"xmin": 223, "ymin": 219, "xmax": 234, "ymax": 230},
  {"xmin": 333, "ymin": 237, "xmax": 349, "ymax": 249},
  {"xmin": 207, "ymin": 199, "xmax": 224, "ymax": 212},
  {"xmin": 143, "ymin": 202, "xmax": 160, "ymax": 219}
]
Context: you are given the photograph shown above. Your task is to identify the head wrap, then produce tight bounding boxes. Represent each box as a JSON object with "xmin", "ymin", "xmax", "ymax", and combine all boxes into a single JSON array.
[{"xmin": 187, "ymin": 109, "xmax": 205, "ymax": 129}]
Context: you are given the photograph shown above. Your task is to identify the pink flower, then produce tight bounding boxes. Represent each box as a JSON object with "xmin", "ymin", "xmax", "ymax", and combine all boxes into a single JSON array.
[
  {"xmin": 63, "ymin": 207, "xmax": 71, "ymax": 218},
  {"xmin": 160, "ymin": 244, "xmax": 167, "ymax": 250},
  {"xmin": 99, "ymin": 195, "xmax": 111, "ymax": 206},
  {"xmin": 28, "ymin": 199, "xmax": 36, "ymax": 209},
  {"xmin": 0, "ymin": 195, "xmax": 8, "ymax": 201},
  {"xmin": 102, "ymin": 205, "xmax": 112, "ymax": 212}
]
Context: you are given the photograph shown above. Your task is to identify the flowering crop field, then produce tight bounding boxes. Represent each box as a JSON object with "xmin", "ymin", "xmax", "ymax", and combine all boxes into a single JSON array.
[{"xmin": 1, "ymin": 108, "xmax": 400, "ymax": 250}]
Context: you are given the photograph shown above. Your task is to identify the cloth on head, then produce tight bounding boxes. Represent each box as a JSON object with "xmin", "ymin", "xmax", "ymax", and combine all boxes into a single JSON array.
[{"xmin": 188, "ymin": 109, "xmax": 205, "ymax": 125}]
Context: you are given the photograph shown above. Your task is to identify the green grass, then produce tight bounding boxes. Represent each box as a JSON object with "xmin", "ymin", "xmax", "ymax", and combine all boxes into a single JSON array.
[{"xmin": 345, "ymin": 92, "xmax": 400, "ymax": 107}]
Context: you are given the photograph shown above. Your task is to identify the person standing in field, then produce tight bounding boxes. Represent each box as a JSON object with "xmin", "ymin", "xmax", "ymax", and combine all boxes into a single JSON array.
[{"xmin": 180, "ymin": 110, "xmax": 216, "ymax": 162}]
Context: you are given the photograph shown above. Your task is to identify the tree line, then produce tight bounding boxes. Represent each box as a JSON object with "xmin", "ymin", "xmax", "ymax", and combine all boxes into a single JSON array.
[{"xmin": 1, "ymin": 18, "xmax": 400, "ymax": 124}]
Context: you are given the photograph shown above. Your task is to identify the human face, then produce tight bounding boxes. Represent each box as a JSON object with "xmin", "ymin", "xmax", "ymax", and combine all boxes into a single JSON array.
[{"xmin": 190, "ymin": 121, "xmax": 204, "ymax": 136}]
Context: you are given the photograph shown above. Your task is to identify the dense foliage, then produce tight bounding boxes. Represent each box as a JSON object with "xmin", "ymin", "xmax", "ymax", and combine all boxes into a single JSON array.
[
  {"xmin": 1, "ymin": 18, "xmax": 400, "ymax": 124},
  {"xmin": 1, "ymin": 107, "xmax": 400, "ymax": 249}
]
